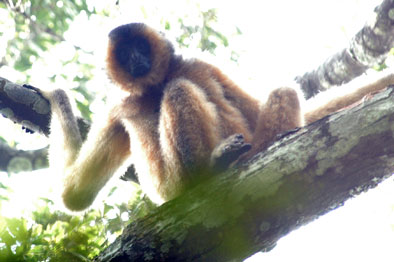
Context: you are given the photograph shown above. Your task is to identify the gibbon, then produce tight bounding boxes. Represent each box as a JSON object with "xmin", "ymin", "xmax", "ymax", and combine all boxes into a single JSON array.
[{"xmin": 41, "ymin": 23, "xmax": 394, "ymax": 211}]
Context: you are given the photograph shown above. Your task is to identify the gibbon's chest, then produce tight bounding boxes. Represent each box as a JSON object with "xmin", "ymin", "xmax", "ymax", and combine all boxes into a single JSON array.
[
  {"xmin": 120, "ymin": 85, "xmax": 163, "ymax": 117},
  {"xmin": 121, "ymin": 85, "xmax": 165, "ymax": 143},
  {"xmin": 119, "ymin": 90, "xmax": 166, "ymax": 203}
]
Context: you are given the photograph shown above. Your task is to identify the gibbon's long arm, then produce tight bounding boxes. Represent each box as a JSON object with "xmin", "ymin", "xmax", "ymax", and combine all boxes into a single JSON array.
[
  {"xmin": 305, "ymin": 73, "xmax": 394, "ymax": 124},
  {"xmin": 44, "ymin": 90, "xmax": 130, "ymax": 211}
]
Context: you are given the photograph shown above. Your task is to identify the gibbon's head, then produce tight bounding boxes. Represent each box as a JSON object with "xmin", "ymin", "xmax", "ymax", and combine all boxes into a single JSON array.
[{"xmin": 107, "ymin": 23, "xmax": 175, "ymax": 95}]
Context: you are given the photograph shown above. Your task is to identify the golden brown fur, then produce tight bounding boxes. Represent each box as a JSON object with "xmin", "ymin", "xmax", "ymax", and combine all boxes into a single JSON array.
[
  {"xmin": 43, "ymin": 23, "xmax": 394, "ymax": 211},
  {"xmin": 304, "ymin": 73, "xmax": 394, "ymax": 124}
]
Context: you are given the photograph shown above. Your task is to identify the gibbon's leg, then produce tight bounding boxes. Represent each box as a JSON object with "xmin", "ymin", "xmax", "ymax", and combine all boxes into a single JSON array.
[
  {"xmin": 158, "ymin": 78, "xmax": 221, "ymax": 195},
  {"xmin": 44, "ymin": 90, "xmax": 131, "ymax": 211},
  {"xmin": 248, "ymin": 87, "xmax": 302, "ymax": 157}
]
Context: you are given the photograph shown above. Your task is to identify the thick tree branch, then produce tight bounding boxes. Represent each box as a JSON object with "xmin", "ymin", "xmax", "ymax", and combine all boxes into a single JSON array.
[
  {"xmin": 0, "ymin": 77, "xmax": 138, "ymax": 181},
  {"xmin": 0, "ymin": 77, "xmax": 51, "ymax": 135},
  {"xmin": 94, "ymin": 87, "xmax": 394, "ymax": 262},
  {"xmin": 296, "ymin": 0, "xmax": 394, "ymax": 99}
]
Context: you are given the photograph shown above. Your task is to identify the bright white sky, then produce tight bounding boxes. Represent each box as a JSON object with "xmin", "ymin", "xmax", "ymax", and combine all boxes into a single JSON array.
[{"xmin": 0, "ymin": 0, "xmax": 393, "ymax": 261}]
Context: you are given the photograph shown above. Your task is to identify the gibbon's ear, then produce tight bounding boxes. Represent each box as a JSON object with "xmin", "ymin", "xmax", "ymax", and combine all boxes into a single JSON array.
[{"xmin": 106, "ymin": 23, "xmax": 175, "ymax": 95}]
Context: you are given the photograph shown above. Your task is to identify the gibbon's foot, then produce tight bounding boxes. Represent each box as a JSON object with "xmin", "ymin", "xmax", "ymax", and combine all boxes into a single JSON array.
[
  {"xmin": 210, "ymin": 134, "xmax": 252, "ymax": 173},
  {"xmin": 22, "ymin": 84, "xmax": 47, "ymax": 102},
  {"xmin": 22, "ymin": 84, "xmax": 39, "ymax": 92},
  {"xmin": 19, "ymin": 84, "xmax": 45, "ymax": 134},
  {"xmin": 21, "ymin": 126, "xmax": 35, "ymax": 134}
]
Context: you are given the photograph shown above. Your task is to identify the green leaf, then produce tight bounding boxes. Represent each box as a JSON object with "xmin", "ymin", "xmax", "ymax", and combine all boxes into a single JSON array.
[{"xmin": 0, "ymin": 182, "xmax": 8, "ymax": 190}]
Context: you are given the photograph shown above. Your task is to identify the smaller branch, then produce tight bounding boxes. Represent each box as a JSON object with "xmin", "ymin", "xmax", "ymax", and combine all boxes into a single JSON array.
[
  {"xmin": 4, "ymin": 0, "xmax": 14, "ymax": 9},
  {"xmin": 0, "ymin": 141, "xmax": 48, "ymax": 173},
  {"xmin": 296, "ymin": 0, "xmax": 394, "ymax": 99}
]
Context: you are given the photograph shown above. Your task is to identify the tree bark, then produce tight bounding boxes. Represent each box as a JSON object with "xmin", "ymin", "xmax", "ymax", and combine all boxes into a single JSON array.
[
  {"xmin": 94, "ymin": 87, "xmax": 394, "ymax": 262},
  {"xmin": 0, "ymin": 77, "xmax": 51, "ymax": 135},
  {"xmin": 296, "ymin": 0, "xmax": 394, "ymax": 99}
]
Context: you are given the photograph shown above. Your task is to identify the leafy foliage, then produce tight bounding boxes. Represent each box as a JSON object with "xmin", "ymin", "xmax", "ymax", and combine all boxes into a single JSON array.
[
  {"xmin": 0, "ymin": 190, "xmax": 156, "ymax": 262},
  {"xmin": 175, "ymin": 8, "xmax": 241, "ymax": 62},
  {"xmin": 3, "ymin": 0, "xmax": 94, "ymax": 72},
  {"xmin": 0, "ymin": 0, "xmax": 97, "ymax": 119}
]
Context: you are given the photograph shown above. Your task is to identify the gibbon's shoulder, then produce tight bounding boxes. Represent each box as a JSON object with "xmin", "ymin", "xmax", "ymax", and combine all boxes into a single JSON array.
[{"xmin": 168, "ymin": 57, "xmax": 222, "ymax": 81}]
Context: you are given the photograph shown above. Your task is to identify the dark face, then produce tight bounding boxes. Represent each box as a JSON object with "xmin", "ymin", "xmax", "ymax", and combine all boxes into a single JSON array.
[
  {"xmin": 108, "ymin": 23, "xmax": 174, "ymax": 88},
  {"xmin": 114, "ymin": 36, "xmax": 152, "ymax": 78}
]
